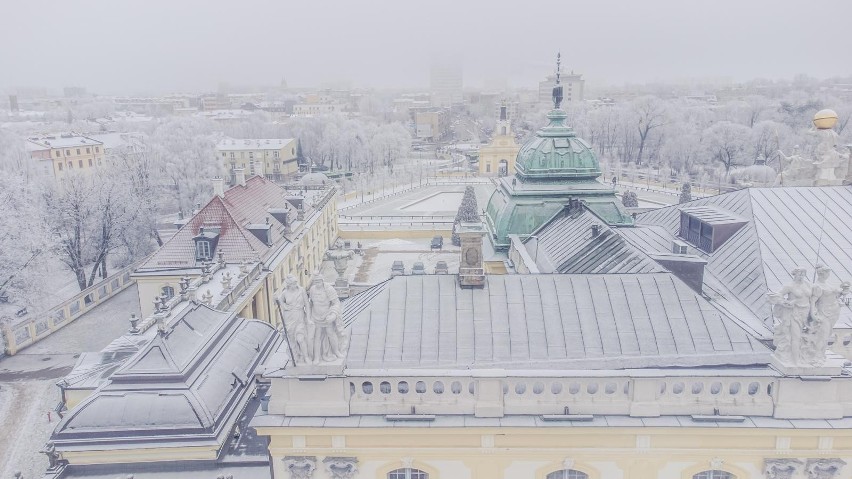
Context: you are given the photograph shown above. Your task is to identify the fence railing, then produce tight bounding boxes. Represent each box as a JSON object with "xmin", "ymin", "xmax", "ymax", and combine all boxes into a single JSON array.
[{"xmin": 1, "ymin": 259, "xmax": 143, "ymax": 356}]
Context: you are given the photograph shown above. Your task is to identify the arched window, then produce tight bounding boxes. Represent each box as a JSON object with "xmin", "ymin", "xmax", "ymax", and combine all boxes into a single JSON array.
[
  {"xmin": 161, "ymin": 285, "xmax": 175, "ymax": 299},
  {"xmin": 547, "ymin": 470, "xmax": 588, "ymax": 479},
  {"xmin": 388, "ymin": 468, "xmax": 428, "ymax": 479},
  {"xmin": 694, "ymin": 471, "xmax": 735, "ymax": 479}
]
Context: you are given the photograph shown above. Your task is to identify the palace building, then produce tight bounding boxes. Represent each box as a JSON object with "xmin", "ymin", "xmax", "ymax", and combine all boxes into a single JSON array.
[
  {"xmin": 132, "ymin": 169, "xmax": 338, "ymax": 322},
  {"xmin": 38, "ymin": 65, "xmax": 852, "ymax": 479}
]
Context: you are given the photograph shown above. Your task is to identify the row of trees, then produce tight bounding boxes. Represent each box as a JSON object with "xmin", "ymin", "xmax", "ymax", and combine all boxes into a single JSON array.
[
  {"xmin": 512, "ymin": 91, "xmax": 852, "ymax": 183},
  {"xmin": 0, "ymin": 111, "xmax": 414, "ymax": 308},
  {"xmin": 217, "ymin": 112, "xmax": 412, "ymax": 174},
  {"xmin": 0, "ymin": 117, "xmax": 223, "ymax": 307}
]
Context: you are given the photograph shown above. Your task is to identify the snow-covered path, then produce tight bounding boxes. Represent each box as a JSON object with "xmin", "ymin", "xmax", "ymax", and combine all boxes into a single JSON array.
[{"xmin": 0, "ymin": 285, "xmax": 141, "ymax": 478}]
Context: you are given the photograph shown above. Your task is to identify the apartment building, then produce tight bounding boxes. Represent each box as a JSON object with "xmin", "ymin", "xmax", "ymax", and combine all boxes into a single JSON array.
[{"xmin": 216, "ymin": 138, "xmax": 299, "ymax": 182}]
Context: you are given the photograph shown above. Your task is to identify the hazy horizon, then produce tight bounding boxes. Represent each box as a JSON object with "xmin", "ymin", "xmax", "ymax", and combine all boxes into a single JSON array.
[{"xmin": 2, "ymin": 0, "xmax": 851, "ymax": 95}]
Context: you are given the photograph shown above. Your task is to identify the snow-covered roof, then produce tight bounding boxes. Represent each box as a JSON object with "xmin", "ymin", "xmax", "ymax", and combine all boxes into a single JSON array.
[
  {"xmin": 342, "ymin": 273, "xmax": 771, "ymax": 371},
  {"xmin": 636, "ymin": 186, "xmax": 852, "ymax": 329},
  {"xmin": 216, "ymin": 138, "xmax": 296, "ymax": 151},
  {"xmin": 51, "ymin": 303, "xmax": 279, "ymax": 451},
  {"xmin": 27, "ymin": 135, "xmax": 102, "ymax": 149}
]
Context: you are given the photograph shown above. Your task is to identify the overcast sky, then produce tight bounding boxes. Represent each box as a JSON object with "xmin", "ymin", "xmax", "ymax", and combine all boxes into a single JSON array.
[{"xmin": 1, "ymin": 0, "xmax": 850, "ymax": 95}]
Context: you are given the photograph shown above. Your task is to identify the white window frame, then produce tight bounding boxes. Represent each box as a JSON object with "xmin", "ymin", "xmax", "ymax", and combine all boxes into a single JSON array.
[
  {"xmin": 196, "ymin": 240, "xmax": 211, "ymax": 259},
  {"xmin": 388, "ymin": 469, "xmax": 428, "ymax": 479}
]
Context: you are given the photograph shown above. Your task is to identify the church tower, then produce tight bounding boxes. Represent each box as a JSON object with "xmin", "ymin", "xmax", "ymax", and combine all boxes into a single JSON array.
[{"xmin": 478, "ymin": 100, "xmax": 520, "ymax": 177}]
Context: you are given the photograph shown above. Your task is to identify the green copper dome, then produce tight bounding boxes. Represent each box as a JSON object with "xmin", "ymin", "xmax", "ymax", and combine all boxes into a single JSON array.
[
  {"xmin": 514, "ymin": 109, "xmax": 601, "ymax": 181},
  {"xmin": 484, "ymin": 106, "xmax": 632, "ymax": 251}
]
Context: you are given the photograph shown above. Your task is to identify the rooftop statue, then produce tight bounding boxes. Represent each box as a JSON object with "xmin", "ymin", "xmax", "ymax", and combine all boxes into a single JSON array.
[
  {"xmin": 776, "ymin": 109, "xmax": 851, "ymax": 186},
  {"xmin": 767, "ymin": 266, "xmax": 850, "ymax": 367},
  {"xmin": 307, "ymin": 272, "xmax": 348, "ymax": 364},
  {"xmin": 777, "ymin": 146, "xmax": 816, "ymax": 186},
  {"xmin": 812, "ymin": 126, "xmax": 850, "ymax": 185},
  {"xmin": 806, "ymin": 266, "xmax": 851, "ymax": 364},
  {"xmin": 276, "ymin": 275, "xmax": 311, "ymax": 364},
  {"xmin": 767, "ymin": 267, "xmax": 812, "ymax": 365}
]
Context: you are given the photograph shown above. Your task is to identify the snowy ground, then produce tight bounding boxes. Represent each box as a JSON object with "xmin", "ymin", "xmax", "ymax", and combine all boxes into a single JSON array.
[
  {"xmin": 0, "ymin": 255, "xmax": 131, "ymax": 319},
  {"xmin": 0, "ymin": 285, "xmax": 141, "ymax": 478},
  {"xmin": 340, "ymin": 183, "xmax": 495, "ymax": 218}
]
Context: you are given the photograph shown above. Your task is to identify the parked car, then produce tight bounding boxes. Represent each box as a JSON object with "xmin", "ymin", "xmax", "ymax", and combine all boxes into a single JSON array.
[
  {"xmin": 411, "ymin": 262, "xmax": 426, "ymax": 275},
  {"xmin": 434, "ymin": 260, "xmax": 449, "ymax": 274},
  {"xmin": 391, "ymin": 260, "xmax": 405, "ymax": 277},
  {"xmin": 430, "ymin": 235, "xmax": 444, "ymax": 250}
]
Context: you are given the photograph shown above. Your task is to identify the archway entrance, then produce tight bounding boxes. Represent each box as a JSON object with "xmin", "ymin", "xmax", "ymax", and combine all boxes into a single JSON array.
[{"xmin": 498, "ymin": 159, "xmax": 508, "ymax": 177}]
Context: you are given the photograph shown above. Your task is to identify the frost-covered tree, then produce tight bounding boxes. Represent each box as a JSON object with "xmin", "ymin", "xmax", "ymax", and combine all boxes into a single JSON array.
[
  {"xmin": 703, "ymin": 121, "xmax": 751, "ymax": 177},
  {"xmin": 451, "ymin": 186, "xmax": 479, "ymax": 246},
  {"xmin": 369, "ymin": 123, "xmax": 410, "ymax": 174},
  {"xmin": 631, "ymin": 96, "xmax": 667, "ymax": 164},
  {"xmin": 679, "ymin": 182, "xmax": 692, "ymax": 204},
  {"xmin": 42, "ymin": 168, "xmax": 149, "ymax": 291},
  {"xmin": 147, "ymin": 117, "xmax": 221, "ymax": 217},
  {"xmin": 0, "ymin": 173, "xmax": 53, "ymax": 306},
  {"xmin": 622, "ymin": 191, "xmax": 639, "ymax": 208}
]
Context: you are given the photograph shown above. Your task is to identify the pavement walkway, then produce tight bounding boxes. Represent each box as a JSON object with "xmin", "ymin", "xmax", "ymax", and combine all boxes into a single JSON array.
[{"xmin": 0, "ymin": 285, "xmax": 141, "ymax": 478}]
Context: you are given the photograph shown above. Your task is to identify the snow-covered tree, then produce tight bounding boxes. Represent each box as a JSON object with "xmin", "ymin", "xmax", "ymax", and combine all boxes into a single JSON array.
[
  {"xmin": 147, "ymin": 117, "xmax": 221, "ymax": 217},
  {"xmin": 42, "ymin": 168, "xmax": 149, "ymax": 291},
  {"xmin": 679, "ymin": 182, "xmax": 692, "ymax": 204},
  {"xmin": 622, "ymin": 191, "xmax": 639, "ymax": 208},
  {"xmin": 0, "ymin": 173, "xmax": 53, "ymax": 307},
  {"xmin": 703, "ymin": 121, "xmax": 752, "ymax": 177},
  {"xmin": 451, "ymin": 186, "xmax": 479, "ymax": 246},
  {"xmin": 631, "ymin": 96, "xmax": 667, "ymax": 164}
]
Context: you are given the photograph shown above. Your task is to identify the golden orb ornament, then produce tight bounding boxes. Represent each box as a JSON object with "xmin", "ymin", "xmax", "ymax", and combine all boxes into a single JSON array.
[{"xmin": 813, "ymin": 109, "xmax": 838, "ymax": 130}]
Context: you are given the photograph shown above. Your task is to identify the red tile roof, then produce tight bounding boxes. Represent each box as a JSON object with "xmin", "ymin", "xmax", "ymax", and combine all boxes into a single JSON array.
[{"xmin": 139, "ymin": 176, "xmax": 295, "ymax": 271}]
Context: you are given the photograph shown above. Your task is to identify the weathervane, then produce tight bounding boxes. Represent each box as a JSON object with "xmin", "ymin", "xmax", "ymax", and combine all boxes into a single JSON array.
[
  {"xmin": 552, "ymin": 52, "xmax": 564, "ymax": 109},
  {"xmin": 556, "ymin": 52, "xmax": 561, "ymax": 84}
]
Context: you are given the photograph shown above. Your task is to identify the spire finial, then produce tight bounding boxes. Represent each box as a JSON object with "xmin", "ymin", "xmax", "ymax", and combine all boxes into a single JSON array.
[
  {"xmin": 552, "ymin": 52, "xmax": 564, "ymax": 109},
  {"xmin": 556, "ymin": 52, "xmax": 561, "ymax": 85}
]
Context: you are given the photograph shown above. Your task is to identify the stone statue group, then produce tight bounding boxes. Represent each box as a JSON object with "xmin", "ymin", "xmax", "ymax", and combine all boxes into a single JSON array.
[
  {"xmin": 276, "ymin": 273, "xmax": 348, "ymax": 365},
  {"xmin": 767, "ymin": 266, "xmax": 850, "ymax": 367},
  {"xmin": 777, "ymin": 129, "xmax": 851, "ymax": 186}
]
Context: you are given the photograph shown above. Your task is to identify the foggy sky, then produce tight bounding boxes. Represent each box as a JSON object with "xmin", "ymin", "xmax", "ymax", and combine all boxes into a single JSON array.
[{"xmin": 1, "ymin": 0, "xmax": 850, "ymax": 95}]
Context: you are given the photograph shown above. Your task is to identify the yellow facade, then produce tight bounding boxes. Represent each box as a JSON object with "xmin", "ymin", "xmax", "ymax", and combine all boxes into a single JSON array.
[
  {"xmin": 478, "ymin": 120, "xmax": 519, "ymax": 176},
  {"xmin": 217, "ymin": 138, "xmax": 299, "ymax": 182},
  {"xmin": 256, "ymin": 425, "xmax": 852, "ymax": 479},
  {"xmin": 415, "ymin": 110, "xmax": 450, "ymax": 140},
  {"xmin": 135, "ymin": 188, "xmax": 338, "ymax": 320},
  {"xmin": 28, "ymin": 136, "xmax": 106, "ymax": 179}
]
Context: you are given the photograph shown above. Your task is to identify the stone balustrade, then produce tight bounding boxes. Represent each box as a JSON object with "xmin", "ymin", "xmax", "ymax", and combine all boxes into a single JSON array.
[
  {"xmin": 134, "ymin": 260, "xmax": 264, "ymax": 334},
  {"xmin": 273, "ymin": 370, "xmax": 827, "ymax": 419},
  {"xmin": 1, "ymin": 259, "xmax": 142, "ymax": 355}
]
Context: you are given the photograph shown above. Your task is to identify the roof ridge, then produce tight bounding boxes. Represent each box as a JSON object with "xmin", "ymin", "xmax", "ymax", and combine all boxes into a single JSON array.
[
  {"xmin": 742, "ymin": 188, "xmax": 770, "ymax": 307},
  {"xmin": 217, "ymin": 191, "xmax": 266, "ymax": 254}
]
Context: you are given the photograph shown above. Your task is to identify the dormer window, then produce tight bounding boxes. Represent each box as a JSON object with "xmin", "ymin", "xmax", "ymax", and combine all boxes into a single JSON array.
[
  {"xmin": 192, "ymin": 226, "xmax": 220, "ymax": 262},
  {"xmin": 678, "ymin": 206, "xmax": 747, "ymax": 253},
  {"xmin": 196, "ymin": 240, "xmax": 212, "ymax": 260}
]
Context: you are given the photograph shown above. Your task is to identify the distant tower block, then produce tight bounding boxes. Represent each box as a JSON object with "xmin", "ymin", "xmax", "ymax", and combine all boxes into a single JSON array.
[
  {"xmin": 9, "ymin": 95, "xmax": 19, "ymax": 113},
  {"xmin": 458, "ymin": 222, "xmax": 486, "ymax": 288}
]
